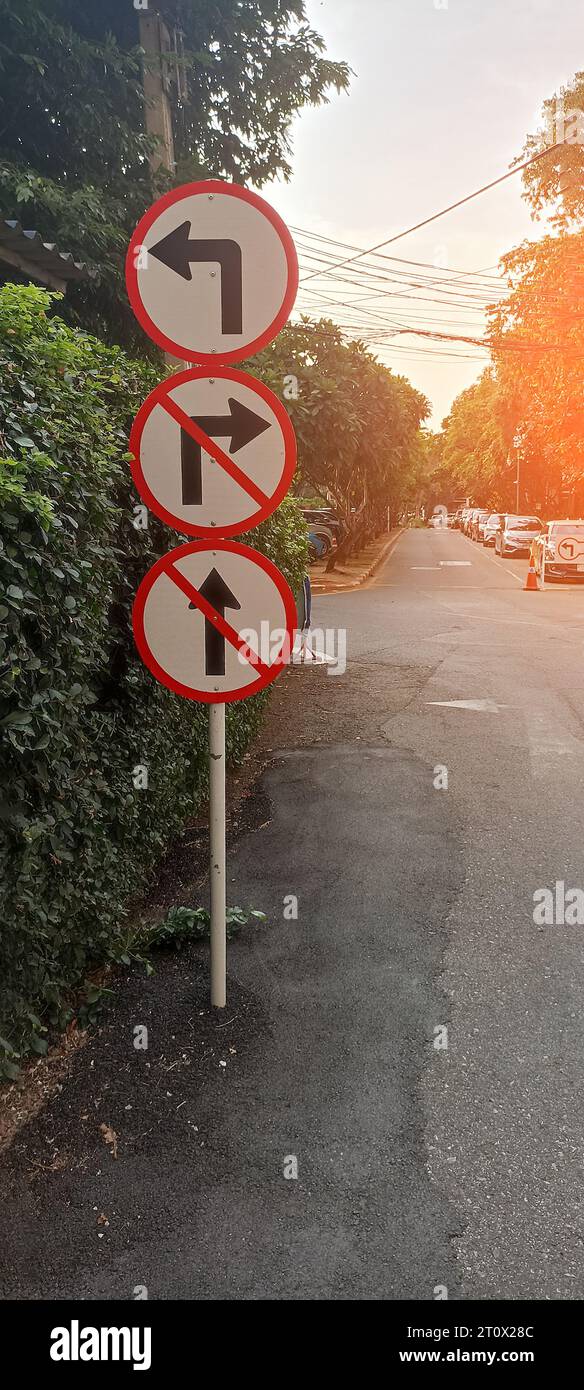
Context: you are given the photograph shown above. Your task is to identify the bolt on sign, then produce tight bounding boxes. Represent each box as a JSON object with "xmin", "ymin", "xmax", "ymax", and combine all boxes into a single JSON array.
[{"xmin": 126, "ymin": 179, "xmax": 299, "ymax": 1006}]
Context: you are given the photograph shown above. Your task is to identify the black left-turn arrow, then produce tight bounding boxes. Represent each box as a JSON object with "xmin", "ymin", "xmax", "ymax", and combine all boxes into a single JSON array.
[
  {"xmin": 181, "ymin": 397, "xmax": 271, "ymax": 505},
  {"xmin": 150, "ymin": 222, "xmax": 243, "ymax": 333},
  {"xmin": 189, "ymin": 568, "xmax": 241, "ymax": 677}
]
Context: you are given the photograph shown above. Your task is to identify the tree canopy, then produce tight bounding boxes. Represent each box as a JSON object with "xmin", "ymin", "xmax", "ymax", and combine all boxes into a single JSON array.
[
  {"xmin": 0, "ymin": 0, "xmax": 349, "ymax": 343},
  {"xmin": 438, "ymin": 370, "xmax": 509, "ymax": 507},
  {"xmin": 249, "ymin": 317, "xmax": 430, "ymax": 558},
  {"xmin": 488, "ymin": 231, "xmax": 584, "ymax": 512},
  {"xmin": 516, "ymin": 70, "xmax": 584, "ymax": 228}
]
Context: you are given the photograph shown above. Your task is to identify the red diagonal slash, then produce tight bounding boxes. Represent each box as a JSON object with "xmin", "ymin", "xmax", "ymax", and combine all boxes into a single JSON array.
[
  {"xmin": 161, "ymin": 394, "xmax": 271, "ymax": 507},
  {"xmin": 165, "ymin": 561, "xmax": 278, "ymax": 680}
]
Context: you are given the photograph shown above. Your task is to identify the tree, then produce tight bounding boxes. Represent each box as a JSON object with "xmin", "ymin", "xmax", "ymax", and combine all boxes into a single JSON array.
[
  {"xmin": 0, "ymin": 0, "xmax": 349, "ymax": 343},
  {"xmin": 515, "ymin": 69, "xmax": 584, "ymax": 228},
  {"xmin": 443, "ymin": 69, "xmax": 584, "ymax": 517},
  {"xmin": 249, "ymin": 318, "xmax": 430, "ymax": 566},
  {"xmin": 439, "ymin": 370, "xmax": 509, "ymax": 506},
  {"xmin": 488, "ymin": 231, "xmax": 584, "ymax": 513}
]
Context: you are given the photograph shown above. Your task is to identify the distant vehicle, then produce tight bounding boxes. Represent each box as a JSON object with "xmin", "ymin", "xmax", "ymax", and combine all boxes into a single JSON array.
[
  {"xmin": 307, "ymin": 525, "xmax": 335, "ymax": 557},
  {"xmin": 302, "ymin": 507, "xmax": 343, "ymax": 543},
  {"xmin": 452, "ymin": 508, "xmax": 464, "ymax": 528},
  {"xmin": 471, "ymin": 509, "xmax": 490, "ymax": 541},
  {"xmin": 495, "ymin": 515, "xmax": 544, "ymax": 557},
  {"xmin": 308, "ymin": 530, "xmax": 328, "ymax": 561},
  {"xmin": 428, "ymin": 506, "xmax": 449, "ymax": 528},
  {"xmin": 483, "ymin": 512, "xmax": 503, "ymax": 547},
  {"xmin": 460, "ymin": 507, "xmax": 474, "ymax": 534},
  {"xmin": 531, "ymin": 520, "xmax": 584, "ymax": 582},
  {"xmin": 466, "ymin": 507, "xmax": 484, "ymax": 537}
]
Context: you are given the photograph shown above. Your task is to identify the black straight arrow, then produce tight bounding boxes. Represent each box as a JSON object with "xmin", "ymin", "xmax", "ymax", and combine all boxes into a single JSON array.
[
  {"xmin": 150, "ymin": 222, "xmax": 243, "ymax": 333},
  {"xmin": 189, "ymin": 569, "xmax": 241, "ymax": 677},
  {"xmin": 181, "ymin": 397, "xmax": 271, "ymax": 505}
]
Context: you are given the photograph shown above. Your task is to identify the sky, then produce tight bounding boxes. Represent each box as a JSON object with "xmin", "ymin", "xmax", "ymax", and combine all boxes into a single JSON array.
[{"xmin": 262, "ymin": 0, "xmax": 583, "ymax": 427}]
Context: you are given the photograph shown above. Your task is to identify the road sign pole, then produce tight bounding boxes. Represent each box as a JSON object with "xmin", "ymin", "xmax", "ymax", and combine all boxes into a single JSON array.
[
  {"xmin": 209, "ymin": 701, "xmax": 227, "ymax": 1007},
  {"xmin": 127, "ymin": 180, "xmax": 298, "ymax": 1009}
]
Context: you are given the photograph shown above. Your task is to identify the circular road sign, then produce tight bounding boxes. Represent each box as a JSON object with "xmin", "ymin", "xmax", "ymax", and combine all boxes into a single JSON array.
[
  {"xmin": 126, "ymin": 180, "xmax": 298, "ymax": 365},
  {"xmin": 129, "ymin": 367, "xmax": 296, "ymax": 538},
  {"xmin": 133, "ymin": 540, "xmax": 297, "ymax": 704}
]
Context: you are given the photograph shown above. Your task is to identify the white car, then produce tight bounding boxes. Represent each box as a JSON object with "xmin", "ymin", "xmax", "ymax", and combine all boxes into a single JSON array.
[
  {"xmin": 531, "ymin": 520, "xmax": 584, "ymax": 582},
  {"xmin": 483, "ymin": 512, "xmax": 503, "ymax": 547},
  {"xmin": 495, "ymin": 514, "xmax": 544, "ymax": 557}
]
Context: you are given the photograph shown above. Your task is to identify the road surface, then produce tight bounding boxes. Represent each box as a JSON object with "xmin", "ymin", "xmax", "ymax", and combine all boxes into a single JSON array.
[{"xmin": 2, "ymin": 526, "xmax": 584, "ymax": 1301}]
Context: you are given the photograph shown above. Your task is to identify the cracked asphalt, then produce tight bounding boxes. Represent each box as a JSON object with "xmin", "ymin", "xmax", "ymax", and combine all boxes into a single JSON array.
[{"xmin": 2, "ymin": 526, "xmax": 584, "ymax": 1300}]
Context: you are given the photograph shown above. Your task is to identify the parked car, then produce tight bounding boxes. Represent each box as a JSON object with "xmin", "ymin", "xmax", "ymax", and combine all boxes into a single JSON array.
[
  {"xmin": 464, "ymin": 507, "xmax": 479, "ymax": 536},
  {"xmin": 531, "ymin": 520, "xmax": 584, "ymax": 582},
  {"xmin": 307, "ymin": 524, "xmax": 335, "ymax": 557},
  {"xmin": 467, "ymin": 507, "xmax": 484, "ymax": 537},
  {"xmin": 471, "ymin": 509, "xmax": 490, "ymax": 541},
  {"xmin": 302, "ymin": 507, "xmax": 343, "ymax": 544},
  {"xmin": 483, "ymin": 512, "xmax": 503, "ymax": 547},
  {"xmin": 495, "ymin": 514, "xmax": 544, "ymax": 557},
  {"xmin": 308, "ymin": 530, "xmax": 328, "ymax": 561}
]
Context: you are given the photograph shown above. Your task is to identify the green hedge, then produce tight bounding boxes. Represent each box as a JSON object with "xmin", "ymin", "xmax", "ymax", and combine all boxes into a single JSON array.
[{"xmin": 0, "ymin": 285, "xmax": 306, "ymax": 1075}]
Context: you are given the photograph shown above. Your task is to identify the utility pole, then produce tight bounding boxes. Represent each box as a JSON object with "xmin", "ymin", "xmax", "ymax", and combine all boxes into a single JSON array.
[
  {"xmin": 138, "ymin": 9, "xmax": 175, "ymax": 175},
  {"xmin": 516, "ymin": 454, "xmax": 520, "ymax": 513},
  {"xmin": 138, "ymin": 9, "xmax": 182, "ymax": 373}
]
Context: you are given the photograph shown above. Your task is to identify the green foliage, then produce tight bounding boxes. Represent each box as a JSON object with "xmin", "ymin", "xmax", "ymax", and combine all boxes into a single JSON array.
[
  {"xmin": 439, "ymin": 370, "xmax": 510, "ymax": 507},
  {"xmin": 516, "ymin": 70, "xmax": 584, "ymax": 228},
  {"xmin": 248, "ymin": 318, "xmax": 429, "ymax": 549},
  {"xmin": 488, "ymin": 232, "xmax": 584, "ymax": 510},
  {"xmin": 0, "ymin": 284, "xmax": 306, "ymax": 1075},
  {"xmin": 145, "ymin": 903, "xmax": 267, "ymax": 951},
  {"xmin": 0, "ymin": 0, "xmax": 349, "ymax": 344}
]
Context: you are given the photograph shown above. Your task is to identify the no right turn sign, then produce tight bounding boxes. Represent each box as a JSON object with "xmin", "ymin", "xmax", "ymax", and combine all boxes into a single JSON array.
[{"xmin": 129, "ymin": 367, "xmax": 296, "ymax": 537}]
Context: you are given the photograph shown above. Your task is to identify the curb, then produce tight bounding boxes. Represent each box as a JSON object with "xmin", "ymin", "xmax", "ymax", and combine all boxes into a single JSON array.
[{"xmin": 310, "ymin": 528, "xmax": 405, "ymax": 597}]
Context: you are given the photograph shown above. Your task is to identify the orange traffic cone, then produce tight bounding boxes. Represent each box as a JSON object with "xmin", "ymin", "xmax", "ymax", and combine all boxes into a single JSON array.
[{"xmin": 524, "ymin": 558, "xmax": 539, "ymax": 591}]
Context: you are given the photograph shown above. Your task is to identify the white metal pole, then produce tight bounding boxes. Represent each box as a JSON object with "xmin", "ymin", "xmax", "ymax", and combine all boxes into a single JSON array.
[{"xmin": 209, "ymin": 703, "xmax": 226, "ymax": 1007}]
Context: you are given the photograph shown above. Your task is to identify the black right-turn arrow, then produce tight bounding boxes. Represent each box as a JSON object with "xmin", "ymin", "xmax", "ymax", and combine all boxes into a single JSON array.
[
  {"xmin": 181, "ymin": 397, "xmax": 271, "ymax": 505},
  {"xmin": 189, "ymin": 568, "xmax": 242, "ymax": 676}
]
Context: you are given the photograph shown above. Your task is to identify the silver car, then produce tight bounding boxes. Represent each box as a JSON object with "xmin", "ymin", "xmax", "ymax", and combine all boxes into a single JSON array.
[
  {"xmin": 473, "ymin": 509, "xmax": 491, "ymax": 542},
  {"xmin": 495, "ymin": 515, "xmax": 544, "ymax": 557},
  {"xmin": 483, "ymin": 512, "xmax": 503, "ymax": 547}
]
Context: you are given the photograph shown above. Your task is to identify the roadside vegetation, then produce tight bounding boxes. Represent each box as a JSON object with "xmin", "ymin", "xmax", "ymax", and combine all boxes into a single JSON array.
[
  {"xmin": 0, "ymin": 5, "xmax": 431, "ymax": 1072},
  {"xmin": 426, "ymin": 72, "xmax": 584, "ymax": 516},
  {"xmin": 0, "ymin": 284, "xmax": 305, "ymax": 1075}
]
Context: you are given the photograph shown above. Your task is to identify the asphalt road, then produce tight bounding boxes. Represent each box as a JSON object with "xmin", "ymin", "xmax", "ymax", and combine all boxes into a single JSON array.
[{"xmin": 2, "ymin": 525, "xmax": 584, "ymax": 1301}]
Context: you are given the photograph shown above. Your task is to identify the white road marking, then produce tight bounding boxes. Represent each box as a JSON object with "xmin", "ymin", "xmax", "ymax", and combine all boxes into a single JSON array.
[
  {"xmin": 427, "ymin": 699, "xmax": 509, "ymax": 712},
  {"xmin": 459, "ymin": 532, "xmax": 525, "ymax": 582},
  {"xmin": 439, "ymin": 561, "xmax": 472, "ymax": 567},
  {"xmin": 410, "ymin": 566, "xmax": 440, "ymax": 570}
]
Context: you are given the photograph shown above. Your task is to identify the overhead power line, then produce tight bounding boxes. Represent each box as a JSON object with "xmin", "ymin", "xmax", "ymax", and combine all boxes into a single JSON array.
[
  {"xmin": 292, "ymin": 226, "xmax": 506, "ymax": 285},
  {"xmin": 298, "ymin": 143, "xmax": 562, "ymax": 286}
]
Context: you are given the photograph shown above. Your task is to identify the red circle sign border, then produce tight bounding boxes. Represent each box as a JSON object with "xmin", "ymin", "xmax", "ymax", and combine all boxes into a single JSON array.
[
  {"xmin": 129, "ymin": 366, "xmax": 297, "ymax": 539},
  {"xmin": 133, "ymin": 538, "xmax": 298, "ymax": 705},
  {"xmin": 125, "ymin": 180, "xmax": 298, "ymax": 365}
]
